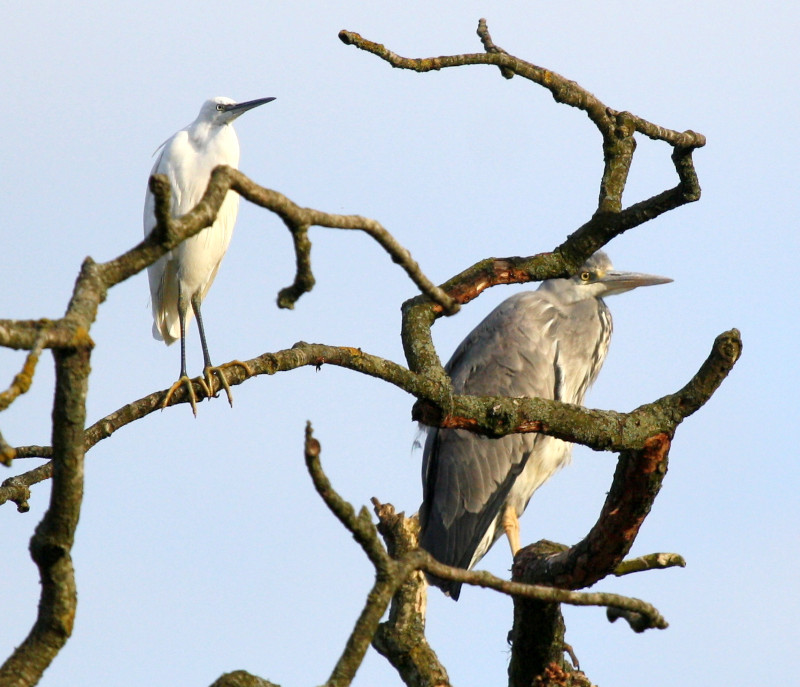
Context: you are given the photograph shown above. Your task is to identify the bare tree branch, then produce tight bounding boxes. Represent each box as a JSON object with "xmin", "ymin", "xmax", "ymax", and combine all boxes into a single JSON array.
[
  {"xmin": 371, "ymin": 500, "xmax": 451, "ymax": 687},
  {"xmin": 606, "ymin": 606, "xmax": 662, "ymax": 633},
  {"xmin": 0, "ymin": 343, "xmax": 90, "ymax": 685},
  {"xmin": 507, "ymin": 434, "xmax": 673, "ymax": 684},
  {"xmin": 305, "ymin": 422, "xmax": 388, "ymax": 570},
  {"xmin": 476, "ymin": 18, "xmax": 514, "ymax": 79},
  {"xmin": 0, "ymin": 167, "xmax": 455, "ymax": 357},
  {"xmin": 303, "ymin": 425, "xmax": 401, "ymax": 687},
  {"xmin": 339, "ymin": 24, "xmax": 705, "ymax": 149},
  {"xmin": 155, "ymin": 166, "xmax": 460, "ymax": 314},
  {"xmin": 2, "ymin": 327, "xmax": 740, "ymax": 514},
  {"xmin": 413, "ymin": 328, "xmax": 741, "ymax": 449},
  {"xmin": 208, "ymin": 671, "xmax": 281, "ymax": 687},
  {"xmin": 614, "ymin": 552, "xmax": 687, "ymax": 577},
  {"xmin": 0, "ymin": 332, "xmax": 44, "ymax": 417}
]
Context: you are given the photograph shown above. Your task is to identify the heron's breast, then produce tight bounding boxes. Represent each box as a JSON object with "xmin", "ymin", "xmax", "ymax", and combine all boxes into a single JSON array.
[{"xmin": 507, "ymin": 436, "xmax": 572, "ymax": 513}]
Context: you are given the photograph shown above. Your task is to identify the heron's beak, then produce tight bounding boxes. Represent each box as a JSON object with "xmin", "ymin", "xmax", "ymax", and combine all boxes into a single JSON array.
[
  {"xmin": 599, "ymin": 271, "xmax": 673, "ymax": 296},
  {"xmin": 223, "ymin": 97, "xmax": 276, "ymax": 119}
]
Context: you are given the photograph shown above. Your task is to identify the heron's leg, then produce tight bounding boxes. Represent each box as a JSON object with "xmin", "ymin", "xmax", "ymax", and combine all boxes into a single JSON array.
[
  {"xmin": 162, "ymin": 285, "xmax": 205, "ymax": 415},
  {"xmin": 502, "ymin": 505, "xmax": 521, "ymax": 556},
  {"xmin": 191, "ymin": 293, "xmax": 251, "ymax": 407}
]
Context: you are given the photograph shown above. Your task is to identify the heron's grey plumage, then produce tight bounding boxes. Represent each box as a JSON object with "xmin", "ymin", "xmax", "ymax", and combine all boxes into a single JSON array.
[{"xmin": 419, "ymin": 252, "xmax": 671, "ymax": 599}]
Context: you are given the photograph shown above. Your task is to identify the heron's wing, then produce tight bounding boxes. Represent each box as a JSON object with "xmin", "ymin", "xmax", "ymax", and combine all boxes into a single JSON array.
[
  {"xmin": 446, "ymin": 291, "xmax": 562, "ymax": 399},
  {"xmin": 420, "ymin": 428, "xmax": 539, "ymax": 596},
  {"xmin": 420, "ymin": 292, "xmax": 561, "ymax": 596}
]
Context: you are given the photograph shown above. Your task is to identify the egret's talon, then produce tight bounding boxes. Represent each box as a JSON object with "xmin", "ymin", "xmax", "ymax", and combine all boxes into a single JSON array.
[
  {"xmin": 162, "ymin": 375, "xmax": 200, "ymax": 416},
  {"xmin": 203, "ymin": 360, "xmax": 252, "ymax": 407}
]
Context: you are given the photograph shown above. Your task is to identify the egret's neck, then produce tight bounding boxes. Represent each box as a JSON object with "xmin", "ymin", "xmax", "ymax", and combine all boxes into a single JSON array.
[{"xmin": 187, "ymin": 120, "xmax": 240, "ymax": 167}]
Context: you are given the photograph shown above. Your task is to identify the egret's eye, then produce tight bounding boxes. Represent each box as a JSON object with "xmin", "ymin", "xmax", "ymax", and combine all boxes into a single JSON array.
[
  {"xmin": 580, "ymin": 271, "xmax": 591, "ymax": 282},
  {"xmin": 216, "ymin": 103, "xmax": 225, "ymax": 111}
]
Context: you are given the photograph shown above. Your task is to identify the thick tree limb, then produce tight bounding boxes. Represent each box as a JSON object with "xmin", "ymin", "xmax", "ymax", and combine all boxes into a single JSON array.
[
  {"xmin": 0, "ymin": 345, "xmax": 90, "ymax": 685},
  {"xmin": 413, "ymin": 328, "xmax": 741, "ymax": 449},
  {"xmin": 371, "ymin": 501, "xmax": 450, "ymax": 687},
  {"xmin": 507, "ymin": 434, "xmax": 672, "ymax": 684}
]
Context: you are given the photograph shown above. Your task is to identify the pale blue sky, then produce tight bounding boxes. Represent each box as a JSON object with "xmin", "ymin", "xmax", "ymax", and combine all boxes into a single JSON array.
[{"xmin": 2, "ymin": 2, "xmax": 798, "ymax": 685}]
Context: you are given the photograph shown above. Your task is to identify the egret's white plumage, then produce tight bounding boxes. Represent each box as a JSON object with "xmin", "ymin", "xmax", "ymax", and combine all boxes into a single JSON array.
[
  {"xmin": 144, "ymin": 96, "xmax": 274, "ymax": 412},
  {"xmin": 419, "ymin": 252, "xmax": 672, "ymax": 599}
]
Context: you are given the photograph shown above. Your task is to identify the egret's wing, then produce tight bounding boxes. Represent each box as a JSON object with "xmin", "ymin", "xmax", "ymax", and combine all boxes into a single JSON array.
[{"xmin": 143, "ymin": 136, "xmax": 194, "ymax": 343}]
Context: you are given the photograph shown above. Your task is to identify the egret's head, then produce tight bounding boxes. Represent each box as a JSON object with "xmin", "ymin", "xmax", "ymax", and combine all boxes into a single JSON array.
[{"xmin": 197, "ymin": 96, "xmax": 276, "ymax": 126}]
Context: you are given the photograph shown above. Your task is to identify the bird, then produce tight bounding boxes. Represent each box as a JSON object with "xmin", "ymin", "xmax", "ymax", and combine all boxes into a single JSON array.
[
  {"xmin": 144, "ymin": 96, "xmax": 275, "ymax": 415},
  {"xmin": 418, "ymin": 251, "xmax": 671, "ymax": 599}
]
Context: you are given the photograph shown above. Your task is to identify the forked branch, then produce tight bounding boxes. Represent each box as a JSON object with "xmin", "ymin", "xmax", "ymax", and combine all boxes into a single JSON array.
[{"xmin": 299, "ymin": 428, "xmax": 669, "ymax": 687}]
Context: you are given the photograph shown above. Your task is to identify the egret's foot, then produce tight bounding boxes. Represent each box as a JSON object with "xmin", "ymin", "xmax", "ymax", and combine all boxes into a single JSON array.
[
  {"xmin": 203, "ymin": 360, "xmax": 253, "ymax": 407},
  {"xmin": 161, "ymin": 375, "xmax": 212, "ymax": 417}
]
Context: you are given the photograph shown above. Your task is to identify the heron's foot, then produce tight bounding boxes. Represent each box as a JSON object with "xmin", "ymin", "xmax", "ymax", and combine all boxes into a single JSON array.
[
  {"xmin": 161, "ymin": 375, "xmax": 212, "ymax": 417},
  {"xmin": 502, "ymin": 505, "xmax": 521, "ymax": 556},
  {"xmin": 203, "ymin": 360, "xmax": 253, "ymax": 407}
]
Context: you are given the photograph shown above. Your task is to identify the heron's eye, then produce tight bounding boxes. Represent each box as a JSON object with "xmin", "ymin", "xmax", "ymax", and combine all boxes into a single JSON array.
[
  {"xmin": 216, "ymin": 103, "xmax": 225, "ymax": 111},
  {"xmin": 580, "ymin": 271, "xmax": 591, "ymax": 282}
]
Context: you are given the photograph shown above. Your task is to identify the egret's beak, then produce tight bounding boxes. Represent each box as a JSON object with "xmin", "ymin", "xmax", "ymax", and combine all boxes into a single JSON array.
[
  {"xmin": 223, "ymin": 97, "xmax": 276, "ymax": 119},
  {"xmin": 599, "ymin": 270, "xmax": 673, "ymax": 296}
]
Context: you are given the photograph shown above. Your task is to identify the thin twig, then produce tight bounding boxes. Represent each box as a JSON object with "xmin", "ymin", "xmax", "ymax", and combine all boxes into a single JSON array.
[
  {"xmin": 476, "ymin": 18, "xmax": 514, "ymax": 79},
  {"xmin": 0, "ymin": 332, "xmax": 45, "ymax": 416},
  {"xmin": 415, "ymin": 551, "xmax": 667, "ymax": 629},
  {"xmin": 304, "ymin": 423, "xmax": 388, "ymax": 570},
  {"xmin": 614, "ymin": 552, "xmax": 686, "ymax": 577}
]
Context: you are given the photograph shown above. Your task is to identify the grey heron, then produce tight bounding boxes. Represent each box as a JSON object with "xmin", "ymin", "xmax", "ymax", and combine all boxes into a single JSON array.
[
  {"xmin": 419, "ymin": 251, "xmax": 671, "ymax": 599},
  {"xmin": 144, "ymin": 96, "xmax": 275, "ymax": 415}
]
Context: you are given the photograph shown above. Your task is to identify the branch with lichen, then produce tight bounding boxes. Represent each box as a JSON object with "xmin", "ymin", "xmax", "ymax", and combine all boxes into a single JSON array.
[
  {"xmin": 3, "ymin": 325, "xmax": 739, "ymax": 511},
  {"xmin": 340, "ymin": 19, "xmax": 705, "ymax": 395},
  {"xmin": 0, "ymin": 328, "xmax": 90, "ymax": 687}
]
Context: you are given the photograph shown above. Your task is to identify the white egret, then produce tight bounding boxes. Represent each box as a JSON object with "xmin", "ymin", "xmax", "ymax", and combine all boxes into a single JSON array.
[{"xmin": 144, "ymin": 96, "xmax": 275, "ymax": 414}]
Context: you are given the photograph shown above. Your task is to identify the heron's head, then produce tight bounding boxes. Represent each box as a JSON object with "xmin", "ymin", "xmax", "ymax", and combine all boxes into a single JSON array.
[
  {"xmin": 197, "ymin": 96, "xmax": 276, "ymax": 126},
  {"xmin": 553, "ymin": 251, "xmax": 672, "ymax": 302}
]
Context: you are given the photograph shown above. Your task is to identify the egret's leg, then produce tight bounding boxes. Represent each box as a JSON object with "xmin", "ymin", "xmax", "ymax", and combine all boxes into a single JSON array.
[
  {"xmin": 502, "ymin": 505, "xmax": 521, "ymax": 556},
  {"xmin": 192, "ymin": 293, "xmax": 251, "ymax": 407},
  {"xmin": 179, "ymin": 298, "xmax": 188, "ymax": 379},
  {"xmin": 161, "ymin": 286, "xmax": 206, "ymax": 415}
]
